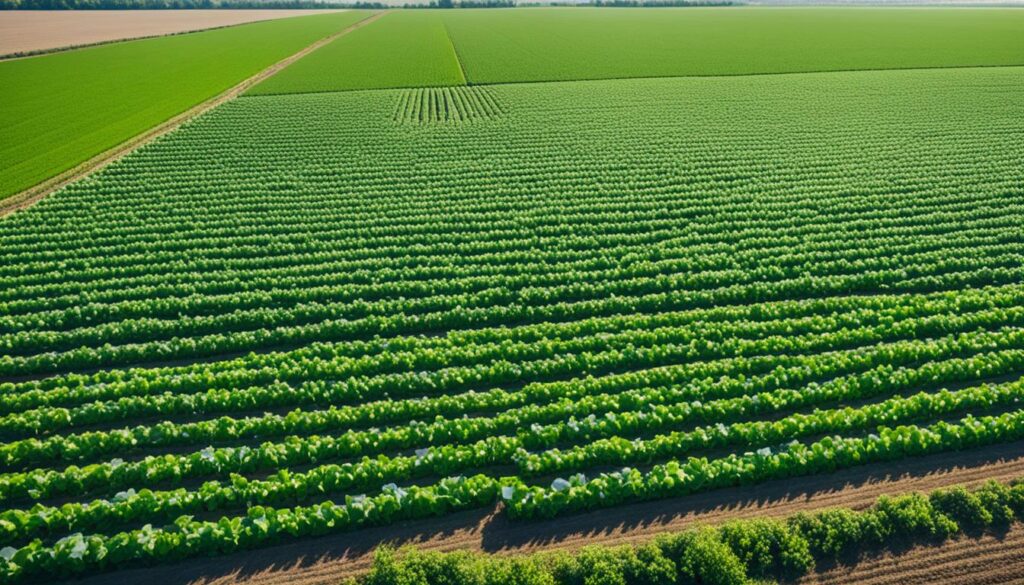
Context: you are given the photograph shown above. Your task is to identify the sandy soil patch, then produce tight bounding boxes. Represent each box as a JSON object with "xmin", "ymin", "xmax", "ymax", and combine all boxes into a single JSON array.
[
  {"xmin": 60, "ymin": 440, "xmax": 1024, "ymax": 585},
  {"xmin": 0, "ymin": 9, "xmax": 344, "ymax": 57}
]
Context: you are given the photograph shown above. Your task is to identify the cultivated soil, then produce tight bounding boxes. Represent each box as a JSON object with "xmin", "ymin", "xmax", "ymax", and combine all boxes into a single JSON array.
[
  {"xmin": 63, "ymin": 440, "xmax": 1024, "ymax": 585},
  {"xmin": 0, "ymin": 9, "xmax": 344, "ymax": 58},
  {"xmin": 801, "ymin": 526, "xmax": 1024, "ymax": 585}
]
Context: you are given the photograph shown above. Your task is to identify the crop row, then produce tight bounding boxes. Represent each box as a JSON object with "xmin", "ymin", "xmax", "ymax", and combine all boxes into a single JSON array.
[
  {"xmin": 4, "ymin": 260, "xmax": 1023, "ymax": 378},
  {"xmin": 5, "ymin": 409, "xmax": 1024, "ymax": 582},
  {"xmin": 6, "ymin": 222, "xmax": 1013, "ymax": 334},
  {"xmin": 6, "ymin": 283, "xmax": 1021, "ymax": 401},
  {"xmin": 393, "ymin": 86, "xmax": 504, "ymax": 124},
  {"xmin": 2, "ymin": 201, "xmax": 1017, "ymax": 311},
  {"xmin": 0, "ymin": 209, "xmax": 1017, "ymax": 321},
  {"xmin": 0, "ymin": 69, "xmax": 1019, "ymax": 580},
  {"xmin": 4, "ymin": 373, "xmax": 1024, "ymax": 547},
  {"xmin": 8, "ymin": 326, "xmax": 1023, "ymax": 472},
  {"xmin": 357, "ymin": 476, "xmax": 1024, "ymax": 585},
  {"xmin": 6, "ymin": 300, "xmax": 1022, "ymax": 439}
]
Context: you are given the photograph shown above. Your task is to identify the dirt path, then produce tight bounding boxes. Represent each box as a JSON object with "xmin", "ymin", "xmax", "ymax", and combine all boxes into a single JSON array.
[
  {"xmin": 0, "ymin": 11, "xmax": 387, "ymax": 220},
  {"xmin": 60, "ymin": 440, "xmax": 1024, "ymax": 585}
]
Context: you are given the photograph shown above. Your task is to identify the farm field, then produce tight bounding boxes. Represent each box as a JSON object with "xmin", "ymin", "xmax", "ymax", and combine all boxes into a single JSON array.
[
  {"xmin": 249, "ymin": 11, "xmax": 465, "ymax": 95},
  {"xmin": 441, "ymin": 7, "xmax": 1024, "ymax": 83},
  {"xmin": 4, "ymin": 7, "xmax": 1023, "ymax": 203},
  {"xmin": 2, "ymin": 62, "xmax": 1024, "ymax": 582},
  {"xmin": 2, "ymin": 6, "xmax": 1024, "ymax": 585},
  {"xmin": 0, "ymin": 9, "xmax": 346, "ymax": 57},
  {"xmin": 0, "ymin": 10, "xmax": 371, "ymax": 201},
  {"xmin": 242, "ymin": 8, "xmax": 1024, "ymax": 93}
]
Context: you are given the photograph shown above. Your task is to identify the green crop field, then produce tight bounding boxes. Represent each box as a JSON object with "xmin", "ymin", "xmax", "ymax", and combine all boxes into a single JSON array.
[
  {"xmin": 2, "ymin": 7, "xmax": 1024, "ymax": 585},
  {"xmin": 248, "ymin": 11, "xmax": 466, "ymax": 95},
  {"xmin": 2, "ymin": 64, "xmax": 1024, "ymax": 582},
  {"xmin": 442, "ymin": 7, "xmax": 1024, "ymax": 83},
  {"xmin": 246, "ymin": 7, "xmax": 1024, "ymax": 94},
  {"xmin": 0, "ymin": 10, "xmax": 370, "ymax": 201}
]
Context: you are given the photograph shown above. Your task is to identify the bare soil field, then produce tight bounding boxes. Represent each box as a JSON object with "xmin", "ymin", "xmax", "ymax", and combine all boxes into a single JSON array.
[
  {"xmin": 0, "ymin": 9, "xmax": 344, "ymax": 57},
  {"xmin": 61, "ymin": 440, "xmax": 1024, "ymax": 585},
  {"xmin": 802, "ymin": 526, "xmax": 1024, "ymax": 585}
]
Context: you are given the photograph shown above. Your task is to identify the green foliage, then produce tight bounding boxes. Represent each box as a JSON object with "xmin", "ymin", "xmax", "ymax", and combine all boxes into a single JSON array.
[
  {"xmin": 930, "ymin": 482, "xmax": 1018, "ymax": 531},
  {"xmin": 441, "ymin": 8, "xmax": 1024, "ymax": 84},
  {"xmin": 929, "ymin": 486, "xmax": 993, "ymax": 531},
  {"xmin": 504, "ymin": 411, "xmax": 1024, "ymax": 520},
  {"xmin": 393, "ymin": 86, "xmax": 504, "ymax": 124},
  {"xmin": 673, "ymin": 528, "xmax": 749, "ymax": 585},
  {"xmin": 249, "ymin": 11, "xmax": 466, "ymax": 95},
  {"xmin": 623, "ymin": 546, "xmax": 677, "ymax": 585},
  {"xmin": 974, "ymin": 481, "xmax": 1017, "ymax": 528},
  {"xmin": 540, "ymin": 545, "xmax": 675, "ymax": 585},
  {"xmin": 873, "ymin": 493, "xmax": 959, "ymax": 542},
  {"xmin": 719, "ymin": 519, "xmax": 812, "ymax": 580},
  {"xmin": 789, "ymin": 508, "xmax": 879, "ymax": 560},
  {"xmin": 0, "ymin": 10, "xmax": 371, "ymax": 199}
]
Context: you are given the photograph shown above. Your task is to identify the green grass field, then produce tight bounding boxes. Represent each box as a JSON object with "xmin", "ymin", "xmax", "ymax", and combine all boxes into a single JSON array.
[
  {"xmin": 0, "ymin": 10, "xmax": 370, "ymax": 200},
  {"xmin": 248, "ymin": 11, "xmax": 466, "ymax": 95},
  {"xmin": 442, "ymin": 7, "xmax": 1024, "ymax": 83}
]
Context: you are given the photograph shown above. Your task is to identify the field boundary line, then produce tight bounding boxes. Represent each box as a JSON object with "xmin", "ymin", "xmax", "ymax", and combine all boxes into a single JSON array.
[
  {"xmin": 0, "ymin": 10, "xmax": 388, "ymax": 219},
  {"xmin": 441, "ymin": 19, "xmax": 470, "ymax": 87}
]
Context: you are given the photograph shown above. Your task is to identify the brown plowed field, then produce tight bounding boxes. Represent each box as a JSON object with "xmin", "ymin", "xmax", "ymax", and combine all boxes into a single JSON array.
[
  {"xmin": 802, "ymin": 526, "xmax": 1024, "ymax": 585},
  {"xmin": 64, "ymin": 440, "xmax": 1024, "ymax": 585},
  {"xmin": 0, "ymin": 10, "xmax": 344, "ymax": 57}
]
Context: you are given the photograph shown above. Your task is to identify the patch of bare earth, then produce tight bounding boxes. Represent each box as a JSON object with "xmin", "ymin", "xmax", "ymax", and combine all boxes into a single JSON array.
[
  {"xmin": 61, "ymin": 440, "xmax": 1024, "ymax": 585},
  {"xmin": 0, "ymin": 9, "xmax": 345, "ymax": 58},
  {"xmin": 802, "ymin": 526, "xmax": 1024, "ymax": 585}
]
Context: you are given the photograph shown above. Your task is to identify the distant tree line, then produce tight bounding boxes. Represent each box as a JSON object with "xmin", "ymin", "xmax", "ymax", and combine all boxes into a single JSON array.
[
  {"xmin": 407, "ymin": 0, "xmax": 514, "ymax": 7},
  {"xmin": 0, "ymin": 0, "xmax": 517, "ymax": 7},
  {"xmin": 588, "ymin": 0, "xmax": 735, "ymax": 5},
  {"xmin": 0, "ymin": 0, "xmax": 722, "ymax": 8},
  {"xmin": 0, "ymin": 0, "xmax": 372, "ymax": 8},
  {"xmin": 510, "ymin": 0, "xmax": 737, "ymax": 5}
]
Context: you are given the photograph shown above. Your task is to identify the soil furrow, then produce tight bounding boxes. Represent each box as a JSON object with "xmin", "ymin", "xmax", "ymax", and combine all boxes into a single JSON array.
[{"xmin": 804, "ymin": 527, "xmax": 1024, "ymax": 585}]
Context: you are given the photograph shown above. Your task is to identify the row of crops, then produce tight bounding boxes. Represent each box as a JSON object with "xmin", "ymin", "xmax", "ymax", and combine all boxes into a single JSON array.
[
  {"xmin": 0, "ymin": 67, "xmax": 1023, "ymax": 581},
  {"xmin": 363, "ymin": 477, "xmax": 1024, "ymax": 584},
  {"xmin": 393, "ymin": 87, "xmax": 504, "ymax": 124}
]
